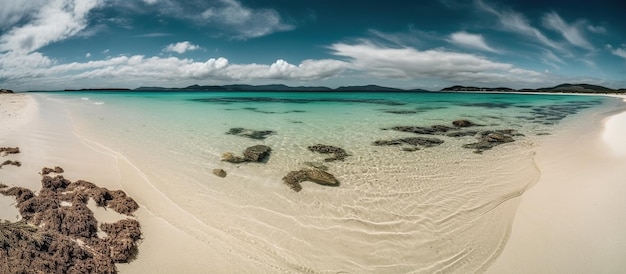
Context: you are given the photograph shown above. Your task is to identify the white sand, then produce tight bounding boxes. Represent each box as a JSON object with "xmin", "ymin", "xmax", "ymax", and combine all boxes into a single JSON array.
[
  {"xmin": 488, "ymin": 96, "xmax": 626, "ymax": 273},
  {"xmin": 0, "ymin": 94, "xmax": 260, "ymax": 272}
]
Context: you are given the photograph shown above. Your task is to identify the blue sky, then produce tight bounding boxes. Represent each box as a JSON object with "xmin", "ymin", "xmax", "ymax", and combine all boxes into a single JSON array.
[{"xmin": 1, "ymin": 0, "xmax": 625, "ymax": 91}]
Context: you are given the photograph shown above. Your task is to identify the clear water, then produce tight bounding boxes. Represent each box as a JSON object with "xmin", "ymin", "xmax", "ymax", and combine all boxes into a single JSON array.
[{"xmin": 38, "ymin": 91, "xmax": 609, "ymax": 272}]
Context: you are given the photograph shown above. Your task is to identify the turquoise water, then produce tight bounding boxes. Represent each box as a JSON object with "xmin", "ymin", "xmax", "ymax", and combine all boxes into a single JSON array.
[{"xmin": 38, "ymin": 91, "xmax": 609, "ymax": 272}]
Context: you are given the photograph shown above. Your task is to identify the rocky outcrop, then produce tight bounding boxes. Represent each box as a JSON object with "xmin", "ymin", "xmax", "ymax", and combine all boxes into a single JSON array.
[
  {"xmin": 452, "ymin": 119, "xmax": 475, "ymax": 127},
  {"xmin": 0, "ymin": 167, "xmax": 141, "ymax": 273},
  {"xmin": 282, "ymin": 168, "xmax": 340, "ymax": 192},
  {"xmin": 226, "ymin": 128, "xmax": 275, "ymax": 140},
  {"xmin": 307, "ymin": 144, "xmax": 348, "ymax": 162},
  {"xmin": 0, "ymin": 89, "xmax": 14, "ymax": 94},
  {"xmin": 222, "ymin": 145, "xmax": 272, "ymax": 164}
]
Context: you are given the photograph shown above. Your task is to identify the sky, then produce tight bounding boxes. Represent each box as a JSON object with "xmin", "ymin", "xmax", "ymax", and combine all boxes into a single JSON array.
[{"xmin": 1, "ymin": 0, "xmax": 625, "ymax": 91}]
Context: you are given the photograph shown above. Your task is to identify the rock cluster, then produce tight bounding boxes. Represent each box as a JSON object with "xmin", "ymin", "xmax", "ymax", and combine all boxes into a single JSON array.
[
  {"xmin": 41, "ymin": 166, "xmax": 64, "ymax": 175},
  {"xmin": 462, "ymin": 130, "xmax": 521, "ymax": 153},
  {"xmin": 380, "ymin": 119, "xmax": 521, "ymax": 153},
  {"xmin": 282, "ymin": 168, "xmax": 340, "ymax": 192},
  {"xmin": 226, "ymin": 128, "xmax": 275, "ymax": 140},
  {"xmin": 307, "ymin": 144, "xmax": 349, "ymax": 162},
  {"xmin": 0, "ymin": 147, "xmax": 20, "ymax": 156},
  {"xmin": 0, "ymin": 167, "xmax": 141, "ymax": 273},
  {"xmin": 222, "ymin": 145, "xmax": 272, "ymax": 164}
]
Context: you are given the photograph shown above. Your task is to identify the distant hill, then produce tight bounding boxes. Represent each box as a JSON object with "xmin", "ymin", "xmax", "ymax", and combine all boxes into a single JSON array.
[
  {"xmin": 47, "ymin": 83, "xmax": 625, "ymax": 94},
  {"xmin": 442, "ymin": 83, "xmax": 625, "ymax": 94},
  {"xmin": 441, "ymin": 86, "xmax": 515, "ymax": 92},
  {"xmin": 135, "ymin": 84, "xmax": 412, "ymax": 92}
]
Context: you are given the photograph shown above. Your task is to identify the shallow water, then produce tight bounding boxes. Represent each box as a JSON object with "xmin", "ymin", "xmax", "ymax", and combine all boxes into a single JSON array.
[{"xmin": 37, "ymin": 91, "xmax": 609, "ymax": 272}]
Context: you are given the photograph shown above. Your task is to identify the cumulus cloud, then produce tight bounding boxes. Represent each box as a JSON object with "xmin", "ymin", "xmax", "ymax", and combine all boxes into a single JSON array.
[
  {"xmin": 0, "ymin": 52, "xmax": 348, "ymax": 90},
  {"xmin": 328, "ymin": 42, "xmax": 550, "ymax": 85},
  {"xmin": 587, "ymin": 25, "xmax": 606, "ymax": 34},
  {"xmin": 200, "ymin": 0, "xmax": 294, "ymax": 39},
  {"xmin": 449, "ymin": 31, "xmax": 498, "ymax": 52},
  {"xmin": 164, "ymin": 41, "xmax": 201, "ymax": 54},
  {"xmin": 542, "ymin": 12, "xmax": 593, "ymax": 50},
  {"xmin": 0, "ymin": 0, "xmax": 102, "ymax": 53}
]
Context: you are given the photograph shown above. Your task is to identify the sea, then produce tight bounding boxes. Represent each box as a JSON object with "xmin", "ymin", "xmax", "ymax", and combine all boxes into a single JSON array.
[{"xmin": 32, "ymin": 90, "xmax": 614, "ymax": 272}]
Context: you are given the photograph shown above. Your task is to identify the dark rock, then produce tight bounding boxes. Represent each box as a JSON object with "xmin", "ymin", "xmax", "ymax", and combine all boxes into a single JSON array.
[
  {"xmin": 0, "ymin": 160, "xmax": 21, "ymax": 168},
  {"xmin": 0, "ymin": 89, "xmax": 14, "ymax": 93},
  {"xmin": 282, "ymin": 169, "xmax": 340, "ymax": 192},
  {"xmin": 0, "ymin": 147, "xmax": 20, "ymax": 155},
  {"xmin": 212, "ymin": 169, "xmax": 227, "ymax": 178},
  {"xmin": 226, "ymin": 127, "xmax": 275, "ymax": 140},
  {"xmin": 446, "ymin": 130, "xmax": 479, "ymax": 137},
  {"xmin": 462, "ymin": 130, "xmax": 517, "ymax": 153},
  {"xmin": 0, "ymin": 167, "xmax": 141, "ymax": 273},
  {"xmin": 452, "ymin": 119, "xmax": 475, "ymax": 127},
  {"xmin": 373, "ymin": 137, "xmax": 444, "ymax": 148},
  {"xmin": 243, "ymin": 145, "xmax": 272, "ymax": 162},
  {"xmin": 41, "ymin": 166, "xmax": 64, "ymax": 175},
  {"xmin": 307, "ymin": 144, "xmax": 348, "ymax": 162},
  {"xmin": 222, "ymin": 145, "xmax": 272, "ymax": 164}
]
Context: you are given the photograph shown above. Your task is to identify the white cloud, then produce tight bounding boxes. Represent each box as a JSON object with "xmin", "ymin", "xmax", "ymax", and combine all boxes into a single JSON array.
[
  {"xmin": 611, "ymin": 47, "xmax": 626, "ymax": 60},
  {"xmin": 449, "ymin": 31, "xmax": 498, "ymax": 52},
  {"xmin": 476, "ymin": 0, "xmax": 559, "ymax": 50},
  {"xmin": 0, "ymin": 51, "xmax": 348, "ymax": 90},
  {"xmin": 587, "ymin": 25, "xmax": 606, "ymax": 34},
  {"xmin": 328, "ymin": 42, "xmax": 551, "ymax": 85},
  {"xmin": 199, "ymin": 0, "xmax": 294, "ymax": 39},
  {"xmin": 542, "ymin": 12, "xmax": 593, "ymax": 50},
  {"xmin": 164, "ymin": 41, "xmax": 201, "ymax": 54},
  {"xmin": 86, "ymin": 52, "xmax": 91, "ymax": 58},
  {"xmin": 0, "ymin": 0, "xmax": 103, "ymax": 53}
]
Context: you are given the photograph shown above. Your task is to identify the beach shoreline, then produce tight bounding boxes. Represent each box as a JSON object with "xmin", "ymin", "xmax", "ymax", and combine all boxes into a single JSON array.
[
  {"xmin": 2, "ymin": 92, "xmax": 626, "ymax": 272},
  {"xmin": 487, "ymin": 95, "xmax": 626, "ymax": 273}
]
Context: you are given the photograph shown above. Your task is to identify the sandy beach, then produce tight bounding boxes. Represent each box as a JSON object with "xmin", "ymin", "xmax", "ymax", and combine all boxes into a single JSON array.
[
  {"xmin": 2, "ymin": 92, "xmax": 626, "ymax": 272},
  {"xmin": 488, "ymin": 95, "xmax": 626, "ymax": 273}
]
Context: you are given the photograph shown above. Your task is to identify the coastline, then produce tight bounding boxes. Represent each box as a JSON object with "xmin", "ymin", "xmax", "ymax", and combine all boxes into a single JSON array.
[
  {"xmin": 487, "ymin": 95, "xmax": 626, "ymax": 272},
  {"xmin": 2, "ymin": 92, "xmax": 626, "ymax": 272}
]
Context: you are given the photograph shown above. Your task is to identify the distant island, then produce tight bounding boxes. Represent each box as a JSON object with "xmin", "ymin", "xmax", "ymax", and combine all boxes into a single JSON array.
[
  {"xmin": 134, "ymin": 83, "xmax": 625, "ymax": 94},
  {"xmin": 3, "ymin": 83, "xmax": 625, "ymax": 94}
]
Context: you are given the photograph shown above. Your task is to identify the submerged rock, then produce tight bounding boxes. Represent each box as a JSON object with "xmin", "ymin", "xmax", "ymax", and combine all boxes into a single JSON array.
[
  {"xmin": 462, "ymin": 130, "xmax": 518, "ymax": 153},
  {"xmin": 282, "ymin": 168, "xmax": 340, "ymax": 192},
  {"xmin": 452, "ymin": 119, "xmax": 475, "ymax": 127},
  {"xmin": 212, "ymin": 169, "xmax": 227, "ymax": 178},
  {"xmin": 243, "ymin": 145, "xmax": 272, "ymax": 162},
  {"xmin": 222, "ymin": 145, "xmax": 272, "ymax": 164},
  {"xmin": 373, "ymin": 137, "xmax": 444, "ymax": 148},
  {"xmin": 307, "ymin": 144, "xmax": 348, "ymax": 162},
  {"xmin": 226, "ymin": 127, "xmax": 275, "ymax": 140}
]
